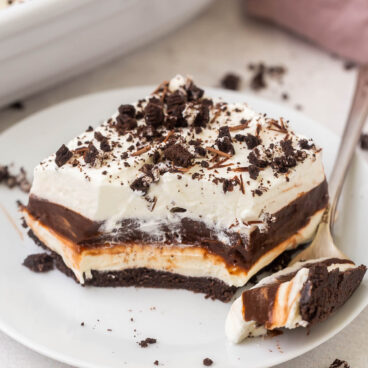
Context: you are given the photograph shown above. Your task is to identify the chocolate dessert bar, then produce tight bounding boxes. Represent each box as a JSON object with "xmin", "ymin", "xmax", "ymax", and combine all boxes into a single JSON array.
[{"xmin": 22, "ymin": 75, "xmax": 328, "ymax": 301}]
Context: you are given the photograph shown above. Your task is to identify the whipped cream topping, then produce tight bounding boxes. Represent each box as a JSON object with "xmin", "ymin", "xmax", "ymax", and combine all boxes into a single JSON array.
[
  {"xmin": 30, "ymin": 75, "xmax": 325, "ymax": 244},
  {"xmin": 225, "ymin": 258, "xmax": 356, "ymax": 343}
]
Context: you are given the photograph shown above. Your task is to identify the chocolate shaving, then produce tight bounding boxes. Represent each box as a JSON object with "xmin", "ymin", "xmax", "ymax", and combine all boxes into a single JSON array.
[
  {"xmin": 209, "ymin": 109, "xmax": 222, "ymax": 124},
  {"xmin": 206, "ymin": 146, "xmax": 232, "ymax": 158},
  {"xmin": 232, "ymin": 166, "xmax": 249, "ymax": 172},
  {"xmin": 162, "ymin": 130, "xmax": 174, "ymax": 144},
  {"xmin": 229, "ymin": 121, "xmax": 249, "ymax": 131},
  {"xmin": 132, "ymin": 145, "xmax": 151, "ymax": 156},
  {"xmin": 239, "ymin": 174, "xmax": 245, "ymax": 194},
  {"xmin": 170, "ymin": 207, "xmax": 187, "ymax": 213}
]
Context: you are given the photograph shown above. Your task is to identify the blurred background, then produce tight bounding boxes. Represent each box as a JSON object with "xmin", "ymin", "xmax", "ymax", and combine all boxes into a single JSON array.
[
  {"xmin": 1, "ymin": 0, "xmax": 366, "ymax": 140},
  {"xmin": 0, "ymin": 0, "xmax": 367, "ymax": 367}
]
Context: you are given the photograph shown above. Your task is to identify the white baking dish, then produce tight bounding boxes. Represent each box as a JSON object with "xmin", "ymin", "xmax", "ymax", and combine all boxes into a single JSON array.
[{"xmin": 0, "ymin": 0, "xmax": 212, "ymax": 108}]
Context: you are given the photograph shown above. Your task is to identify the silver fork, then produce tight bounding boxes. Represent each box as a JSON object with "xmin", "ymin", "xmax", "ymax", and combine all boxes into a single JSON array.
[{"xmin": 290, "ymin": 65, "xmax": 368, "ymax": 265}]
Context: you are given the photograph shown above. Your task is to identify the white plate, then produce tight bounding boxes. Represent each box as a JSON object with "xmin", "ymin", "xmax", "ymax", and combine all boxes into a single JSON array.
[{"xmin": 0, "ymin": 87, "xmax": 367, "ymax": 368}]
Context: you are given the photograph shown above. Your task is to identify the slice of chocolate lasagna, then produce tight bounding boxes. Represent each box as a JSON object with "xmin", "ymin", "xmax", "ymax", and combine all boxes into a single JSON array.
[
  {"xmin": 226, "ymin": 258, "xmax": 366, "ymax": 342},
  {"xmin": 22, "ymin": 75, "xmax": 328, "ymax": 301}
]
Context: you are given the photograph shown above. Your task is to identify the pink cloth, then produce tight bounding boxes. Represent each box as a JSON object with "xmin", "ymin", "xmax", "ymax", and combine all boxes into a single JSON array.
[{"xmin": 246, "ymin": 0, "xmax": 368, "ymax": 63}]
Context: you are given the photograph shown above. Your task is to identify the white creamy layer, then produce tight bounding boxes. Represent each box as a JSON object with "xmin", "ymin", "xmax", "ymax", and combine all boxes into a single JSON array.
[
  {"xmin": 30, "ymin": 75, "xmax": 326, "ymax": 244},
  {"xmin": 24, "ymin": 210, "xmax": 324, "ymax": 287},
  {"xmin": 225, "ymin": 259, "xmax": 355, "ymax": 343}
]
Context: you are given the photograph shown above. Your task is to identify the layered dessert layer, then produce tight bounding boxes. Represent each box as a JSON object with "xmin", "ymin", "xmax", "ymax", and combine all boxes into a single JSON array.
[
  {"xmin": 23, "ymin": 75, "xmax": 328, "ymax": 300},
  {"xmin": 226, "ymin": 258, "xmax": 367, "ymax": 342}
]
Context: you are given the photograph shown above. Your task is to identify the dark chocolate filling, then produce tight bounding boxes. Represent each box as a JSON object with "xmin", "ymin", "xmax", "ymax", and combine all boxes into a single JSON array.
[{"xmin": 27, "ymin": 180, "xmax": 328, "ymax": 271}]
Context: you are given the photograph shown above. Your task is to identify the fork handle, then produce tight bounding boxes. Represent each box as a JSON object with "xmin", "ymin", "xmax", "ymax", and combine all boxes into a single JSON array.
[{"xmin": 328, "ymin": 65, "xmax": 368, "ymax": 229}]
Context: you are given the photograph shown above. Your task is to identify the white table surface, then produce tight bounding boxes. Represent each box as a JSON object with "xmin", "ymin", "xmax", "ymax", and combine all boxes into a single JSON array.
[{"xmin": 0, "ymin": 1, "xmax": 367, "ymax": 367}]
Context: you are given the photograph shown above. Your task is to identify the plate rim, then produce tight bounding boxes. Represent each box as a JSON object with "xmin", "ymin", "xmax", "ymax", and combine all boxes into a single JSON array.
[{"xmin": 0, "ymin": 85, "xmax": 367, "ymax": 368}]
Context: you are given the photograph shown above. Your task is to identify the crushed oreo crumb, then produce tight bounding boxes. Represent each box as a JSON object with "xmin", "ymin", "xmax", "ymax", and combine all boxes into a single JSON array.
[
  {"xmin": 194, "ymin": 104, "xmax": 210, "ymax": 128},
  {"xmin": 249, "ymin": 63, "xmax": 267, "ymax": 91},
  {"xmin": 221, "ymin": 73, "xmax": 241, "ymax": 90},
  {"xmin": 23, "ymin": 253, "xmax": 54, "ymax": 273},
  {"xmin": 248, "ymin": 62, "xmax": 286, "ymax": 91},
  {"xmin": 344, "ymin": 61, "xmax": 357, "ymax": 71},
  {"xmin": 138, "ymin": 337, "xmax": 157, "ymax": 348},
  {"xmin": 248, "ymin": 164, "xmax": 260, "ymax": 180},
  {"xmin": 164, "ymin": 144, "xmax": 193, "ymax": 168},
  {"xmin": 118, "ymin": 104, "xmax": 136, "ymax": 118},
  {"xmin": 130, "ymin": 176, "xmax": 150, "ymax": 195},
  {"xmin": 195, "ymin": 145, "xmax": 206, "ymax": 156},
  {"xmin": 360, "ymin": 133, "xmax": 368, "ymax": 150},
  {"xmin": 299, "ymin": 139, "xmax": 314, "ymax": 150},
  {"xmin": 329, "ymin": 359, "xmax": 350, "ymax": 368},
  {"xmin": 203, "ymin": 358, "xmax": 213, "ymax": 366},
  {"xmin": 100, "ymin": 139, "xmax": 112, "ymax": 152},
  {"xmin": 0, "ymin": 165, "xmax": 31, "ymax": 193},
  {"xmin": 145, "ymin": 102, "xmax": 164, "ymax": 127},
  {"xmin": 55, "ymin": 144, "xmax": 72, "ymax": 167},
  {"xmin": 94, "ymin": 131, "xmax": 105, "ymax": 142},
  {"xmin": 216, "ymin": 126, "xmax": 235, "ymax": 154},
  {"xmin": 185, "ymin": 80, "xmax": 204, "ymax": 101},
  {"xmin": 244, "ymin": 134, "xmax": 261, "ymax": 149},
  {"xmin": 84, "ymin": 143, "xmax": 99, "ymax": 165},
  {"xmin": 8, "ymin": 101, "xmax": 24, "ymax": 110},
  {"xmin": 223, "ymin": 179, "xmax": 235, "ymax": 193}
]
